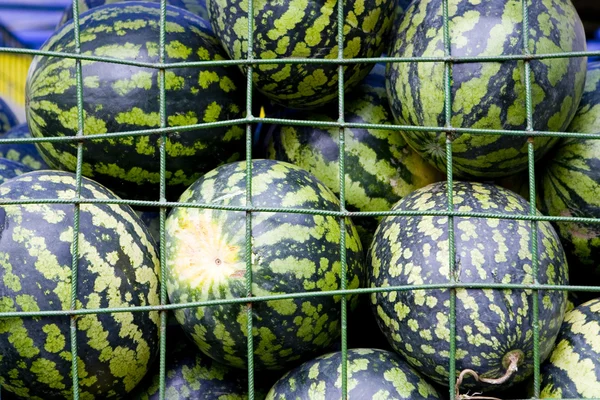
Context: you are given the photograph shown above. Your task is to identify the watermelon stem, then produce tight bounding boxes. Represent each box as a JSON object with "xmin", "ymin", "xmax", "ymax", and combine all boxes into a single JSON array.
[{"xmin": 454, "ymin": 351, "xmax": 522, "ymax": 399}]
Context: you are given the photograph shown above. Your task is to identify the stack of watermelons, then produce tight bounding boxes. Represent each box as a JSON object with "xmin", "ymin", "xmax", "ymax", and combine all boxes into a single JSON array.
[{"xmin": 1, "ymin": 0, "xmax": 600, "ymax": 398}]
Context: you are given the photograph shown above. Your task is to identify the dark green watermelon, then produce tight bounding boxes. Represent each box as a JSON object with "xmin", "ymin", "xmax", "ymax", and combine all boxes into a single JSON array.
[
  {"xmin": 0, "ymin": 124, "xmax": 50, "ymax": 170},
  {"xmin": 539, "ymin": 63, "xmax": 600, "ymax": 290},
  {"xmin": 58, "ymin": 0, "xmax": 209, "ymax": 27},
  {"xmin": 266, "ymin": 64, "xmax": 443, "ymax": 247},
  {"xmin": 134, "ymin": 209, "xmax": 161, "ymax": 244},
  {"xmin": 0, "ymin": 97, "xmax": 18, "ymax": 135},
  {"xmin": 207, "ymin": 0, "xmax": 395, "ymax": 109},
  {"xmin": 165, "ymin": 159, "xmax": 364, "ymax": 371},
  {"xmin": 265, "ymin": 348, "xmax": 441, "ymax": 399},
  {"xmin": 386, "ymin": 0, "xmax": 587, "ymax": 178},
  {"xmin": 368, "ymin": 181, "xmax": 568, "ymax": 392},
  {"xmin": 0, "ymin": 170, "xmax": 161, "ymax": 399},
  {"xmin": 133, "ymin": 326, "xmax": 265, "ymax": 400},
  {"xmin": 26, "ymin": 2, "xmax": 245, "ymax": 201},
  {"xmin": 540, "ymin": 298, "xmax": 600, "ymax": 398},
  {"xmin": 0, "ymin": 158, "xmax": 33, "ymax": 185}
]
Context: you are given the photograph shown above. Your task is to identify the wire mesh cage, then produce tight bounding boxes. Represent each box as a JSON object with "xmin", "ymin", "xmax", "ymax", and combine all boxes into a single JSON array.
[{"xmin": 0, "ymin": 0, "xmax": 599, "ymax": 399}]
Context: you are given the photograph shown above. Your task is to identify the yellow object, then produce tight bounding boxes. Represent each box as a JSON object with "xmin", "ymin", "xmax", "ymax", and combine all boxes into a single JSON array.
[{"xmin": 0, "ymin": 52, "xmax": 32, "ymax": 113}]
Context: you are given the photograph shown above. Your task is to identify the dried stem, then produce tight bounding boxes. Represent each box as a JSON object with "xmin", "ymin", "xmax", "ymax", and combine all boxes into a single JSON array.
[{"xmin": 455, "ymin": 351, "xmax": 522, "ymax": 400}]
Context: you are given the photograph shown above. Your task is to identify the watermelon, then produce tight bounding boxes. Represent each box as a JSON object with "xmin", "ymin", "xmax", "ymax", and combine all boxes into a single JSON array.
[
  {"xmin": 165, "ymin": 159, "xmax": 364, "ymax": 371},
  {"xmin": 26, "ymin": 2, "xmax": 246, "ymax": 201},
  {"xmin": 386, "ymin": 0, "xmax": 587, "ymax": 178},
  {"xmin": 0, "ymin": 170, "xmax": 161, "ymax": 399},
  {"xmin": 265, "ymin": 348, "xmax": 441, "ymax": 399},
  {"xmin": 134, "ymin": 210, "xmax": 161, "ymax": 244},
  {"xmin": 58, "ymin": 0, "xmax": 209, "ymax": 27},
  {"xmin": 0, "ymin": 158, "xmax": 33, "ymax": 185},
  {"xmin": 539, "ymin": 63, "xmax": 600, "ymax": 289},
  {"xmin": 368, "ymin": 181, "xmax": 568, "ymax": 392},
  {"xmin": 0, "ymin": 96, "xmax": 18, "ymax": 135},
  {"xmin": 0, "ymin": 124, "xmax": 50, "ymax": 170},
  {"xmin": 133, "ymin": 326, "xmax": 265, "ymax": 400},
  {"xmin": 540, "ymin": 298, "xmax": 600, "ymax": 398},
  {"xmin": 266, "ymin": 64, "xmax": 443, "ymax": 247},
  {"xmin": 207, "ymin": 0, "xmax": 395, "ymax": 109}
]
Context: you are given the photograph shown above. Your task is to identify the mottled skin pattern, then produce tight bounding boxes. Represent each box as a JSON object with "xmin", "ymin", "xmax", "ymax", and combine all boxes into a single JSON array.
[
  {"xmin": 0, "ymin": 97, "xmax": 18, "ymax": 135},
  {"xmin": 540, "ymin": 298, "xmax": 600, "ymax": 398},
  {"xmin": 266, "ymin": 348, "xmax": 441, "ymax": 399},
  {"xmin": 0, "ymin": 171, "xmax": 161, "ymax": 399},
  {"xmin": 58, "ymin": 0, "xmax": 209, "ymax": 27},
  {"xmin": 368, "ymin": 182, "xmax": 568, "ymax": 391},
  {"xmin": 166, "ymin": 160, "xmax": 364, "ymax": 371},
  {"xmin": 208, "ymin": 0, "xmax": 395, "ymax": 109},
  {"xmin": 267, "ymin": 64, "xmax": 443, "ymax": 248},
  {"xmin": 26, "ymin": 2, "xmax": 245, "ymax": 201},
  {"xmin": 0, "ymin": 124, "xmax": 49, "ymax": 170},
  {"xmin": 0, "ymin": 159, "xmax": 33, "ymax": 185},
  {"xmin": 386, "ymin": 0, "xmax": 587, "ymax": 178},
  {"xmin": 540, "ymin": 63, "xmax": 600, "ymax": 290},
  {"xmin": 134, "ymin": 327, "xmax": 263, "ymax": 400}
]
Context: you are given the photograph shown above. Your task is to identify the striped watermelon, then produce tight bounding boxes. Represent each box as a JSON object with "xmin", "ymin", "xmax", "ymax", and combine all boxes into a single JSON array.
[
  {"xmin": 26, "ymin": 2, "xmax": 246, "ymax": 200},
  {"xmin": 368, "ymin": 181, "xmax": 568, "ymax": 392},
  {"xmin": 58, "ymin": 0, "xmax": 209, "ymax": 26},
  {"xmin": 207, "ymin": 0, "xmax": 395, "ymax": 109},
  {"xmin": 165, "ymin": 159, "xmax": 364, "ymax": 371},
  {"xmin": 0, "ymin": 97, "xmax": 18, "ymax": 135},
  {"xmin": 0, "ymin": 124, "xmax": 49, "ymax": 170},
  {"xmin": 540, "ymin": 297, "xmax": 600, "ymax": 398},
  {"xmin": 540, "ymin": 63, "xmax": 600, "ymax": 289},
  {"xmin": 0, "ymin": 171, "xmax": 160, "ymax": 399},
  {"xmin": 386, "ymin": 0, "xmax": 587, "ymax": 178},
  {"xmin": 0, "ymin": 158, "xmax": 33, "ymax": 185},
  {"xmin": 266, "ymin": 64, "xmax": 443, "ymax": 247},
  {"xmin": 265, "ymin": 348, "xmax": 441, "ymax": 399}
]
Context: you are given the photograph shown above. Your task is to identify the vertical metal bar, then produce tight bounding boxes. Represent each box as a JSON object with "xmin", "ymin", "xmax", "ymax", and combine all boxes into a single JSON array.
[
  {"xmin": 245, "ymin": 0, "xmax": 256, "ymax": 397},
  {"xmin": 158, "ymin": 1, "xmax": 168, "ymax": 399},
  {"xmin": 441, "ymin": 0, "xmax": 456, "ymax": 398},
  {"xmin": 70, "ymin": 0, "xmax": 85, "ymax": 398},
  {"xmin": 336, "ymin": 0, "xmax": 348, "ymax": 398},
  {"xmin": 521, "ymin": 0, "xmax": 540, "ymax": 397}
]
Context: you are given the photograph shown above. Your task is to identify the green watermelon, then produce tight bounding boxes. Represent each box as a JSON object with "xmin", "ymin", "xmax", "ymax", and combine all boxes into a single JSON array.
[
  {"xmin": 134, "ymin": 210, "xmax": 161, "ymax": 244},
  {"xmin": 207, "ymin": 0, "xmax": 395, "ymax": 109},
  {"xmin": 386, "ymin": 0, "xmax": 587, "ymax": 178},
  {"xmin": 0, "ymin": 97, "xmax": 18, "ymax": 135},
  {"xmin": 165, "ymin": 159, "xmax": 364, "ymax": 371},
  {"xmin": 0, "ymin": 170, "xmax": 160, "ymax": 399},
  {"xmin": 0, "ymin": 158, "xmax": 33, "ymax": 185},
  {"xmin": 539, "ymin": 63, "xmax": 600, "ymax": 289},
  {"xmin": 26, "ymin": 2, "xmax": 245, "ymax": 201},
  {"xmin": 368, "ymin": 181, "xmax": 568, "ymax": 392},
  {"xmin": 0, "ymin": 124, "xmax": 50, "ymax": 170},
  {"xmin": 265, "ymin": 348, "xmax": 441, "ymax": 399},
  {"xmin": 266, "ymin": 64, "xmax": 443, "ymax": 247},
  {"xmin": 133, "ymin": 326, "xmax": 265, "ymax": 400},
  {"xmin": 540, "ymin": 298, "xmax": 600, "ymax": 398},
  {"xmin": 58, "ymin": 0, "xmax": 209, "ymax": 27}
]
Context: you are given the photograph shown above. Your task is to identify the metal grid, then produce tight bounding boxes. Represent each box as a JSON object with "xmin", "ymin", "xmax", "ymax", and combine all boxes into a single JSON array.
[{"xmin": 0, "ymin": 0, "xmax": 599, "ymax": 399}]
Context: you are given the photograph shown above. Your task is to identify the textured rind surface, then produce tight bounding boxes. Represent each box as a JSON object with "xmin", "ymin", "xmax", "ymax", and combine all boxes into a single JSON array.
[
  {"xmin": 265, "ymin": 348, "xmax": 441, "ymax": 399},
  {"xmin": 267, "ymin": 64, "xmax": 443, "ymax": 247},
  {"xmin": 0, "ymin": 170, "xmax": 161, "ymax": 399},
  {"xmin": 0, "ymin": 97, "xmax": 18, "ymax": 134},
  {"xmin": 133, "ymin": 327, "xmax": 261, "ymax": 400},
  {"xmin": 0, "ymin": 158, "xmax": 33, "ymax": 185},
  {"xmin": 0, "ymin": 124, "xmax": 50, "ymax": 170},
  {"xmin": 540, "ymin": 63, "xmax": 600, "ymax": 287},
  {"xmin": 166, "ymin": 159, "xmax": 364, "ymax": 371},
  {"xmin": 386, "ymin": 0, "xmax": 587, "ymax": 178},
  {"xmin": 58, "ymin": 0, "xmax": 209, "ymax": 26},
  {"xmin": 27, "ymin": 2, "xmax": 245, "ymax": 200},
  {"xmin": 368, "ymin": 181, "xmax": 568, "ymax": 390},
  {"xmin": 540, "ymin": 298, "xmax": 600, "ymax": 398},
  {"xmin": 208, "ymin": 0, "xmax": 395, "ymax": 109}
]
